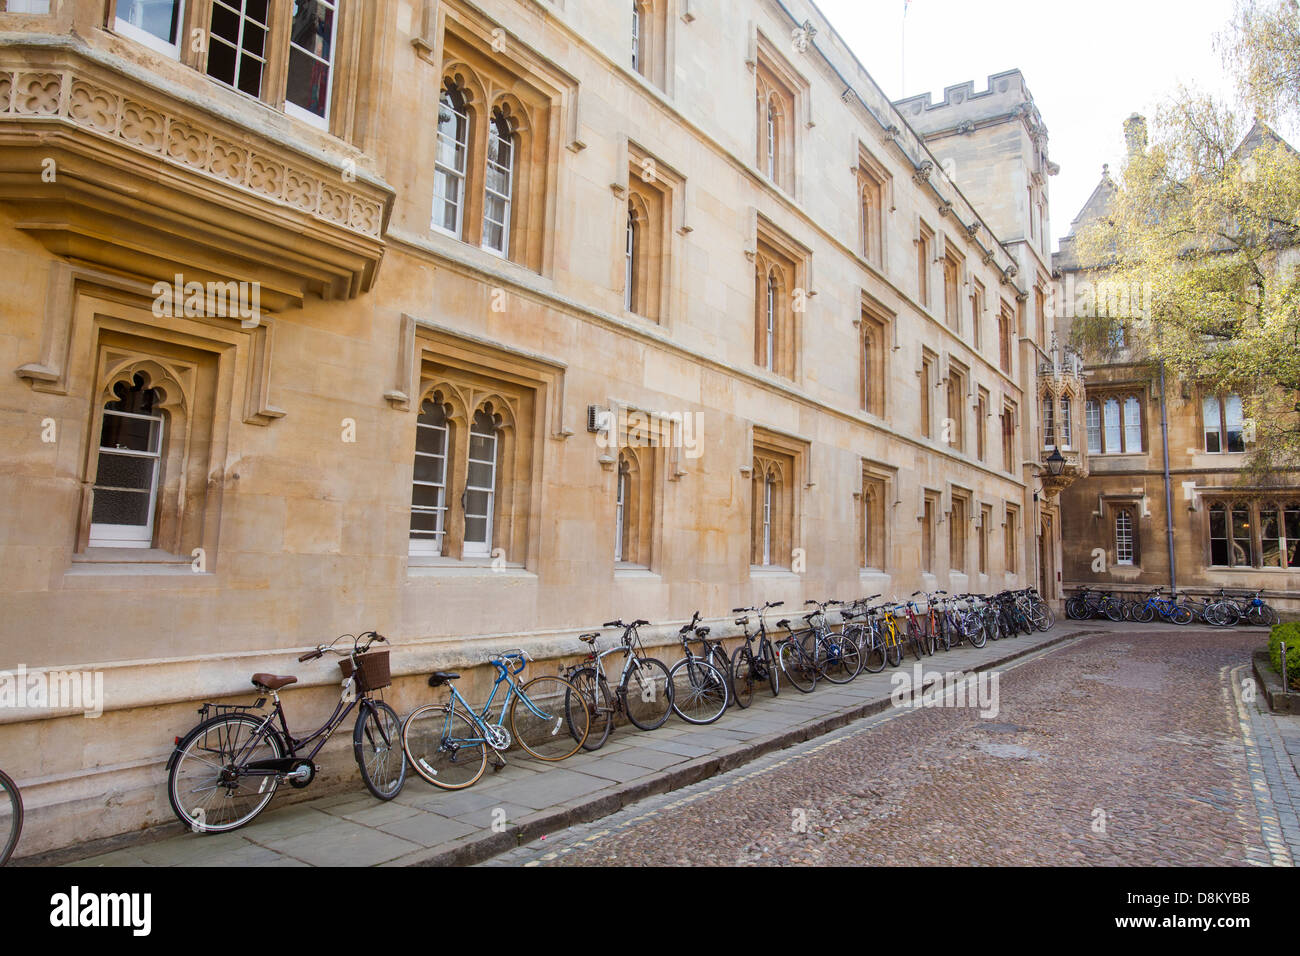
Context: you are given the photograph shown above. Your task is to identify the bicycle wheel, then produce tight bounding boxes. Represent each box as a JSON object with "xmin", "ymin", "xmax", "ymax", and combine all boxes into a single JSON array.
[
  {"xmin": 0, "ymin": 770, "xmax": 22, "ymax": 866},
  {"xmin": 1103, "ymin": 599, "xmax": 1124, "ymax": 623},
  {"xmin": 354, "ymin": 700, "xmax": 407, "ymax": 800},
  {"xmin": 860, "ymin": 625, "xmax": 887, "ymax": 673},
  {"xmin": 966, "ymin": 614, "xmax": 988, "ymax": 648},
  {"xmin": 1035, "ymin": 601, "xmax": 1056, "ymax": 631},
  {"xmin": 669, "ymin": 658, "xmax": 729, "ymax": 724},
  {"xmin": 761, "ymin": 641, "xmax": 781, "ymax": 696},
  {"xmin": 1065, "ymin": 597, "xmax": 1087, "ymax": 620},
  {"xmin": 401, "ymin": 704, "xmax": 487, "ymax": 790},
  {"xmin": 511, "ymin": 676, "xmax": 589, "ymax": 760},
  {"xmin": 706, "ymin": 643, "xmax": 735, "ymax": 706},
  {"xmin": 167, "ymin": 713, "xmax": 285, "ymax": 833},
  {"xmin": 1171, "ymin": 604, "xmax": 1194, "ymax": 626},
  {"xmin": 567, "ymin": 667, "xmax": 613, "ymax": 751},
  {"xmin": 906, "ymin": 621, "xmax": 925, "ymax": 660},
  {"xmin": 730, "ymin": 645, "xmax": 756, "ymax": 708},
  {"xmin": 818, "ymin": 633, "xmax": 862, "ymax": 683},
  {"xmin": 624, "ymin": 657, "xmax": 673, "ymax": 731},
  {"xmin": 777, "ymin": 640, "xmax": 817, "ymax": 693},
  {"xmin": 1248, "ymin": 604, "xmax": 1279, "ymax": 627},
  {"xmin": 886, "ymin": 626, "xmax": 905, "ymax": 666},
  {"xmin": 1131, "ymin": 602, "xmax": 1154, "ymax": 624},
  {"xmin": 1215, "ymin": 601, "xmax": 1242, "ymax": 627}
]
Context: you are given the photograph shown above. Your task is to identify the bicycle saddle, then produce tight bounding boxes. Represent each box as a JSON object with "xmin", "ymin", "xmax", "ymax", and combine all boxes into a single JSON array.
[
  {"xmin": 427, "ymin": 672, "xmax": 460, "ymax": 687},
  {"xmin": 696, "ymin": 626, "xmax": 711, "ymax": 637},
  {"xmin": 579, "ymin": 633, "xmax": 600, "ymax": 644},
  {"xmin": 251, "ymin": 673, "xmax": 297, "ymax": 690},
  {"xmin": 777, "ymin": 619, "xmax": 791, "ymax": 629}
]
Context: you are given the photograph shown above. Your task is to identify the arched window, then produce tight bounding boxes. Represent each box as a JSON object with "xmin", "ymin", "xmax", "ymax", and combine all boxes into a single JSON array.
[
  {"xmin": 1115, "ymin": 508, "xmax": 1134, "ymax": 566},
  {"xmin": 631, "ymin": 1, "xmax": 643, "ymax": 73},
  {"xmin": 433, "ymin": 82, "xmax": 470, "ymax": 238},
  {"xmin": 482, "ymin": 109, "xmax": 514, "ymax": 256},
  {"xmin": 1123, "ymin": 396, "xmax": 1142, "ymax": 452},
  {"xmin": 1085, "ymin": 398, "xmax": 1101, "ymax": 454},
  {"xmin": 762, "ymin": 471, "xmax": 774, "ymax": 565},
  {"xmin": 1060, "ymin": 395, "xmax": 1073, "ymax": 449},
  {"xmin": 625, "ymin": 201, "xmax": 638, "ymax": 313},
  {"xmin": 614, "ymin": 456, "xmax": 628, "ymax": 561},
  {"xmin": 410, "ymin": 397, "xmax": 451, "ymax": 556},
  {"xmin": 464, "ymin": 406, "xmax": 500, "ymax": 556},
  {"xmin": 90, "ymin": 374, "xmax": 165, "ymax": 548},
  {"xmin": 764, "ymin": 272, "xmax": 777, "ymax": 371},
  {"xmin": 1042, "ymin": 393, "xmax": 1056, "ymax": 449},
  {"xmin": 765, "ymin": 96, "xmax": 778, "ymax": 182}
]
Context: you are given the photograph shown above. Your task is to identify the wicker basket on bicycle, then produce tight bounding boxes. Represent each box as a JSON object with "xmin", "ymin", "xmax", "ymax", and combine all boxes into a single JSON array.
[{"xmin": 339, "ymin": 649, "xmax": 392, "ymax": 693}]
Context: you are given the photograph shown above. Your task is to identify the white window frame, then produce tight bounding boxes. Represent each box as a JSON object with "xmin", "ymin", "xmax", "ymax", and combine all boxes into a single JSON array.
[
  {"xmin": 1042, "ymin": 394, "xmax": 1055, "ymax": 450},
  {"xmin": 284, "ymin": 0, "xmax": 339, "ymax": 130},
  {"xmin": 1060, "ymin": 396, "xmax": 1072, "ymax": 450},
  {"xmin": 432, "ymin": 87, "xmax": 469, "ymax": 239},
  {"xmin": 1085, "ymin": 399, "xmax": 1101, "ymax": 454},
  {"xmin": 631, "ymin": 1, "xmax": 641, "ymax": 73},
  {"xmin": 409, "ymin": 411, "xmax": 449, "ymax": 557},
  {"xmin": 1115, "ymin": 508, "xmax": 1134, "ymax": 566},
  {"xmin": 614, "ymin": 463, "xmax": 627, "ymax": 562},
  {"xmin": 762, "ymin": 474, "xmax": 773, "ymax": 566},
  {"xmin": 765, "ymin": 274, "xmax": 776, "ymax": 371},
  {"xmin": 1123, "ymin": 396, "xmax": 1142, "ymax": 452},
  {"xmin": 766, "ymin": 98, "xmax": 777, "ymax": 181},
  {"xmin": 89, "ymin": 406, "xmax": 164, "ymax": 549},
  {"xmin": 625, "ymin": 205, "xmax": 636, "ymax": 312},
  {"xmin": 463, "ymin": 420, "xmax": 498, "ymax": 557},
  {"xmin": 482, "ymin": 112, "xmax": 514, "ymax": 258},
  {"xmin": 114, "ymin": 0, "xmax": 186, "ymax": 59}
]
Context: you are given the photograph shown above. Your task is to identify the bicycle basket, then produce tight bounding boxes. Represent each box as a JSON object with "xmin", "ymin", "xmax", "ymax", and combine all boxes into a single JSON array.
[{"xmin": 340, "ymin": 649, "xmax": 392, "ymax": 693}]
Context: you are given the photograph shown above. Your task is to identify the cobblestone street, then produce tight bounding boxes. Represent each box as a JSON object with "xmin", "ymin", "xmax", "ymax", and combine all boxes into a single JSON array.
[{"xmin": 489, "ymin": 629, "xmax": 1280, "ymax": 866}]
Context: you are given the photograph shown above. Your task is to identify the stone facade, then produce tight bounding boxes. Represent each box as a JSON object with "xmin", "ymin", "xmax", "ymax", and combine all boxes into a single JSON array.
[
  {"xmin": 0, "ymin": 0, "xmax": 1055, "ymax": 854},
  {"xmin": 1053, "ymin": 117, "xmax": 1300, "ymax": 609}
]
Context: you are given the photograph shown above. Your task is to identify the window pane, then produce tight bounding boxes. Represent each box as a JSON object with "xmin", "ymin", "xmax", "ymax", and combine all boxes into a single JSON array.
[
  {"xmin": 101, "ymin": 412, "xmax": 161, "ymax": 454},
  {"xmin": 1103, "ymin": 398, "xmax": 1120, "ymax": 453},
  {"xmin": 463, "ymin": 516, "xmax": 488, "ymax": 543},
  {"xmin": 1115, "ymin": 510, "xmax": 1133, "ymax": 565},
  {"xmin": 1123, "ymin": 397, "xmax": 1141, "ymax": 452},
  {"xmin": 1209, "ymin": 505, "xmax": 1228, "ymax": 565},
  {"xmin": 467, "ymin": 460, "xmax": 494, "ymax": 490},
  {"xmin": 91, "ymin": 488, "xmax": 153, "ymax": 526},
  {"xmin": 1232, "ymin": 506, "xmax": 1253, "ymax": 566},
  {"xmin": 1261, "ymin": 508, "xmax": 1282, "ymax": 567},
  {"xmin": 410, "ymin": 484, "xmax": 443, "ymax": 508},
  {"xmin": 1060, "ymin": 397, "xmax": 1072, "ymax": 448},
  {"xmin": 286, "ymin": 0, "xmax": 337, "ymax": 120},
  {"xmin": 1225, "ymin": 394, "xmax": 1245, "ymax": 453},
  {"xmin": 94, "ymin": 452, "xmax": 157, "ymax": 491},
  {"xmin": 1203, "ymin": 397, "xmax": 1221, "ymax": 452},
  {"xmin": 1287, "ymin": 505, "xmax": 1300, "ymax": 568},
  {"xmin": 117, "ymin": 0, "xmax": 182, "ymax": 46},
  {"xmin": 1086, "ymin": 400, "xmax": 1101, "ymax": 454}
]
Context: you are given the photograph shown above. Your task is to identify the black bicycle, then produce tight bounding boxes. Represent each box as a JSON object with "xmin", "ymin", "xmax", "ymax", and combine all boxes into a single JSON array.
[
  {"xmin": 166, "ymin": 631, "xmax": 406, "ymax": 833},
  {"xmin": 0, "ymin": 769, "xmax": 21, "ymax": 865},
  {"xmin": 565, "ymin": 620, "xmax": 674, "ymax": 750},
  {"xmin": 730, "ymin": 602, "xmax": 784, "ymax": 706}
]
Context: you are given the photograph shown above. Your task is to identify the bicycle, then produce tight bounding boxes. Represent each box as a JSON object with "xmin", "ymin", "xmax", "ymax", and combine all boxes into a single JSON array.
[
  {"xmin": 0, "ymin": 769, "xmax": 21, "ymax": 866},
  {"xmin": 167, "ymin": 631, "xmax": 406, "ymax": 833},
  {"xmin": 773, "ymin": 613, "xmax": 821, "ymax": 693},
  {"xmin": 730, "ymin": 602, "xmax": 784, "ymax": 706},
  {"xmin": 669, "ymin": 613, "xmax": 730, "ymax": 724},
  {"xmin": 564, "ymin": 620, "xmax": 674, "ymax": 751},
  {"xmin": 402, "ymin": 649, "xmax": 590, "ymax": 790},
  {"xmin": 899, "ymin": 596, "xmax": 931, "ymax": 659},
  {"xmin": 1131, "ymin": 588, "xmax": 1193, "ymax": 625},
  {"xmin": 793, "ymin": 599, "xmax": 862, "ymax": 684}
]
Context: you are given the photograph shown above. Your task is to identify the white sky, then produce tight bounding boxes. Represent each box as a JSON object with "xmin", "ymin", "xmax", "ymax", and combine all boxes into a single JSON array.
[{"xmin": 812, "ymin": 0, "xmax": 1243, "ymax": 249}]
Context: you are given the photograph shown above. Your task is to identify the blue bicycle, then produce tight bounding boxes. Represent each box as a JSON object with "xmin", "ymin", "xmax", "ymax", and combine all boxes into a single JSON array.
[
  {"xmin": 1131, "ymin": 588, "xmax": 1193, "ymax": 625},
  {"xmin": 401, "ymin": 650, "xmax": 591, "ymax": 790}
]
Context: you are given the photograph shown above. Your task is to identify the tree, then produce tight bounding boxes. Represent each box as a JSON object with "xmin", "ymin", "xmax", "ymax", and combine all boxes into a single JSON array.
[{"xmin": 1072, "ymin": 0, "xmax": 1300, "ymax": 474}]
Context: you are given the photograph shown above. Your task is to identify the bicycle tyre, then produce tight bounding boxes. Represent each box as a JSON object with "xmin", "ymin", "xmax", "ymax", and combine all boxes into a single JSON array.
[
  {"xmin": 1131, "ymin": 602, "xmax": 1155, "ymax": 624},
  {"xmin": 167, "ymin": 712, "xmax": 285, "ymax": 833},
  {"xmin": 0, "ymin": 770, "xmax": 22, "ymax": 866},
  {"xmin": 761, "ymin": 641, "xmax": 781, "ymax": 696},
  {"xmin": 861, "ymin": 626, "xmax": 887, "ymax": 673},
  {"xmin": 818, "ymin": 633, "xmax": 862, "ymax": 684},
  {"xmin": 706, "ymin": 643, "xmax": 735, "ymax": 706},
  {"xmin": 668, "ymin": 658, "xmax": 729, "ymax": 725},
  {"xmin": 511, "ymin": 675, "xmax": 590, "ymax": 760},
  {"xmin": 1171, "ymin": 604, "xmax": 1194, "ymax": 626},
  {"xmin": 777, "ymin": 640, "xmax": 817, "ymax": 693},
  {"xmin": 623, "ymin": 657, "xmax": 674, "ymax": 731},
  {"xmin": 354, "ymin": 699, "xmax": 407, "ymax": 800},
  {"xmin": 1065, "ymin": 597, "xmax": 1087, "ymax": 620},
  {"xmin": 730, "ymin": 645, "xmax": 756, "ymax": 708},
  {"xmin": 967, "ymin": 614, "xmax": 988, "ymax": 648},
  {"xmin": 906, "ymin": 621, "xmax": 925, "ymax": 660},
  {"xmin": 567, "ymin": 667, "xmax": 613, "ymax": 751},
  {"xmin": 402, "ymin": 704, "xmax": 487, "ymax": 790}
]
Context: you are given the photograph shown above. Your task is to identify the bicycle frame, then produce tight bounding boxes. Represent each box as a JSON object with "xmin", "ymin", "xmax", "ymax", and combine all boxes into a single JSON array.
[{"xmin": 440, "ymin": 656, "xmax": 560, "ymax": 745}]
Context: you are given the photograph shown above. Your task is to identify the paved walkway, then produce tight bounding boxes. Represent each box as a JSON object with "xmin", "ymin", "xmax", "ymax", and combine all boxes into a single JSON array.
[
  {"xmin": 60, "ymin": 623, "xmax": 1094, "ymax": 867},
  {"xmin": 1239, "ymin": 665, "xmax": 1300, "ymax": 863}
]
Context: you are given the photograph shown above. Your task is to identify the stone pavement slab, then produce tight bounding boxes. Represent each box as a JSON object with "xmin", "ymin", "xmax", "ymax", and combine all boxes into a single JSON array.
[{"xmin": 52, "ymin": 623, "xmax": 1091, "ymax": 868}]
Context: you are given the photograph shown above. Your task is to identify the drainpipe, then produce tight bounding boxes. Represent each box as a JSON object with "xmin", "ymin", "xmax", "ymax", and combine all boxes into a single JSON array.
[{"xmin": 1159, "ymin": 361, "xmax": 1177, "ymax": 596}]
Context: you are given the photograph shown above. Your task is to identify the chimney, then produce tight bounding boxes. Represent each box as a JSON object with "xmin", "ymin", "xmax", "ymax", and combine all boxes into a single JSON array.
[{"xmin": 1123, "ymin": 113, "xmax": 1147, "ymax": 158}]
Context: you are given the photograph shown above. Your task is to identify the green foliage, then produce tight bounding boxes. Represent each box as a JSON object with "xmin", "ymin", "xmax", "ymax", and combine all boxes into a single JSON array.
[
  {"xmin": 1269, "ymin": 621, "xmax": 1300, "ymax": 689},
  {"xmin": 1071, "ymin": 0, "xmax": 1300, "ymax": 476}
]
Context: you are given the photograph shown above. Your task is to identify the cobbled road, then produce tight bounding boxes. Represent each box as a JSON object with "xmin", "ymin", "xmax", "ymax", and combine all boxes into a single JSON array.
[{"xmin": 488, "ymin": 629, "xmax": 1272, "ymax": 866}]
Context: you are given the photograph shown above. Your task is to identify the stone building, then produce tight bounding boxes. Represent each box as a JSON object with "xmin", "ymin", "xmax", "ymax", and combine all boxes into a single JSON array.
[
  {"xmin": 0, "ymin": 0, "xmax": 1057, "ymax": 854},
  {"xmin": 1054, "ymin": 115, "xmax": 1300, "ymax": 609}
]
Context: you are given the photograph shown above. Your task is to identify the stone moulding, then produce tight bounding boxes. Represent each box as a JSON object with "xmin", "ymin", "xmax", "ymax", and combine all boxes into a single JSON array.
[{"xmin": 0, "ymin": 52, "xmax": 393, "ymax": 308}]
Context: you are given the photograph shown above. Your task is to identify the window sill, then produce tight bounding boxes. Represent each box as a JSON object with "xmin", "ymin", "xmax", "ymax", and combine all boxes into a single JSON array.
[
  {"xmin": 406, "ymin": 558, "xmax": 533, "ymax": 578},
  {"xmin": 614, "ymin": 564, "xmax": 658, "ymax": 578},
  {"xmin": 750, "ymin": 566, "xmax": 797, "ymax": 578},
  {"xmin": 66, "ymin": 549, "xmax": 213, "ymax": 579}
]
